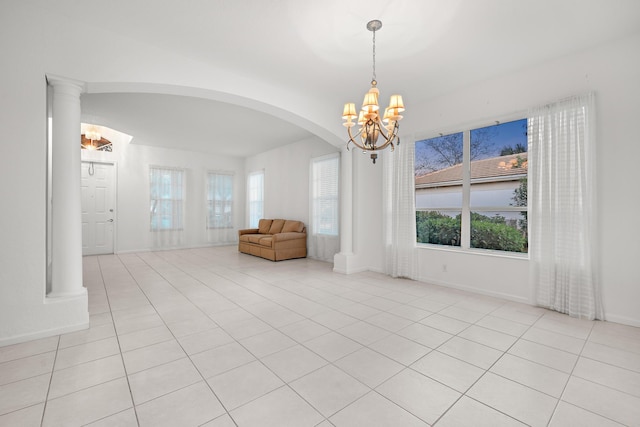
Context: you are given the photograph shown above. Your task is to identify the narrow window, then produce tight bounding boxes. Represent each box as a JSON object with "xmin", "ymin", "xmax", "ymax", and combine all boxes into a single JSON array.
[
  {"xmin": 311, "ymin": 154, "xmax": 340, "ymax": 236},
  {"xmin": 150, "ymin": 167, "xmax": 184, "ymax": 231},
  {"xmin": 248, "ymin": 170, "xmax": 264, "ymax": 228},
  {"xmin": 207, "ymin": 172, "xmax": 234, "ymax": 229}
]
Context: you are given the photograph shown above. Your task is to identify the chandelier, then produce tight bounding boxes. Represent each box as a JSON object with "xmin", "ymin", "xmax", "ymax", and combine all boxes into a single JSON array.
[
  {"xmin": 342, "ymin": 20, "xmax": 405, "ymax": 164},
  {"xmin": 81, "ymin": 127, "xmax": 112, "ymax": 152}
]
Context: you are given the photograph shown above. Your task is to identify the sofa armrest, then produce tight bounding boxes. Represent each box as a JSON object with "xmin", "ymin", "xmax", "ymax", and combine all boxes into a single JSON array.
[
  {"xmin": 238, "ymin": 228, "xmax": 259, "ymax": 236},
  {"xmin": 272, "ymin": 232, "xmax": 307, "ymax": 242}
]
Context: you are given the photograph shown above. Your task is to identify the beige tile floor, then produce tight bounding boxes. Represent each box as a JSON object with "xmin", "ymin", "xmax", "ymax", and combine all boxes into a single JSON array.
[{"xmin": 1, "ymin": 245, "xmax": 639, "ymax": 426}]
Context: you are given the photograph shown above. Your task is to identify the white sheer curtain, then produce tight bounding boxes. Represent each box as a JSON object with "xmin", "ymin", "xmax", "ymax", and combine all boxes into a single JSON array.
[
  {"xmin": 383, "ymin": 140, "xmax": 418, "ymax": 279},
  {"xmin": 528, "ymin": 92, "xmax": 603, "ymax": 320},
  {"xmin": 309, "ymin": 153, "xmax": 340, "ymax": 262},
  {"xmin": 149, "ymin": 166, "xmax": 185, "ymax": 248},
  {"xmin": 206, "ymin": 172, "xmax": 237, "ymax": 244},
  {"xmin": 248, "ymin": 170, "xmax": 264, "ymax": 228}
]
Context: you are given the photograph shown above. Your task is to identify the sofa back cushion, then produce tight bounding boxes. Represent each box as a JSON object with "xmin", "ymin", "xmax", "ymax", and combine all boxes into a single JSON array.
[
  {"xmin": 282, "ymin": 220, "xmax": 304, "ymax": 233},
  {"xmin": 258, "ymin": 219, "xmax": 273, "ymax": 234},
  {"xmin": 269, "ymin": 219, "xmax": 285, "ymax": 234}
]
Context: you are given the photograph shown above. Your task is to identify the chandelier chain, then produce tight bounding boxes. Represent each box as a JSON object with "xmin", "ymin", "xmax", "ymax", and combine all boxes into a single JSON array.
[{"xmin": 372, "ymin": 28, "xmax": 376, "ymax": 82}]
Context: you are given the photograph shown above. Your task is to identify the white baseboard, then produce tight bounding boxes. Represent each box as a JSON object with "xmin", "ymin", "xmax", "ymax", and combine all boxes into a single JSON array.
[
  {"xmin": 114, "ymin": 242, "xmax": 237, "ymax": 255},
  {"xmin": 416, "ymin": 275, "xmax": 529, "ymax": 305},
  {"xmin": 603, "ymin": 313, "xmax": 640, "ymax": 328},
  {"xmin": 0, "ymin": 321, "xmax": 89, "ymax": 348},
  {"xmin": 333, "ymin": 265, "xmax": 371, "ymax": 274}
]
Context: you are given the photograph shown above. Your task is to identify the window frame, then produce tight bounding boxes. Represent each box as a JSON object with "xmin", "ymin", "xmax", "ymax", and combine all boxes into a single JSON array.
[{"xmin": 415, "ymin": 116, "xmax": 529, "ymax": 257}]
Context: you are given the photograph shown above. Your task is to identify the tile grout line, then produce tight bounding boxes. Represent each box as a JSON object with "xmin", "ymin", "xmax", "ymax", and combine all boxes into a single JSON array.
[
  {"xmin": 96, "ymin": 255, "xmax": 142, "ymax": 427},
  {"xmin": 131, "ymin": 251, "xmax": 337, "ymax": 424},
  {"xmin": 62, "ymin": 248, "xmax": 640, "ymax": 427},
  {"xmin": 39, "ymin": 335, "xmax": 61, "ymax": 427},
  {"xmin": 117, "ymin": 252, "xmax": 240, "ymax": 427},
  {"xmin": 546, "ymin": 320, "xmax": 630, "ymax": 427},
  {"xmin": 415, "ymin": 300, "xmax": 546, "ymax": 426},
  {"xmin": 133, "ymin": 249, "xmax": 534, "ymax": 425},
  {"xmin": 130, "ymin": 250, "xmax": 411, "ymax": 424}
]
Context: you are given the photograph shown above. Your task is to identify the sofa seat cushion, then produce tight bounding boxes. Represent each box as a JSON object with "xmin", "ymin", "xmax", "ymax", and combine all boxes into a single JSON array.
[
  {"xmin": 282, "ymin": 220, "xmax": 304, "ymax": 233},
  {"xmin": 258, "ymin": 236, "xmax": 273, "ymax": 248},
  {"xmin": 243, "ymin": 234, "xmax": 271, "ymax": 244}
]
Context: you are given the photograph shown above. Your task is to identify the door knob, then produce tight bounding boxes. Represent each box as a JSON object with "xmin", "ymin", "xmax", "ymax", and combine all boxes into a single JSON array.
[{"xmin": 107, "ymin": 219, "xmax": 114, "ymax": 222}]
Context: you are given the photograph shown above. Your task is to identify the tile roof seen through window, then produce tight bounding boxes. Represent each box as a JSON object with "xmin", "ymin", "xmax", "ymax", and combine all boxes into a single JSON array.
[{"xmin": 415, "ymin": 152, "xmax": 528, "ymax": 187}]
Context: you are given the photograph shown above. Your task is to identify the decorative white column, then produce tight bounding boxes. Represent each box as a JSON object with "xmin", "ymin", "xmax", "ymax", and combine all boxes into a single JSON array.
[
  {"xmin": 48, "ymin": 76, "xmax": 86, "ymax": 298},
  {"xmin": 333, "ymin": 146, "xmax": 354, "ymax": 273}
]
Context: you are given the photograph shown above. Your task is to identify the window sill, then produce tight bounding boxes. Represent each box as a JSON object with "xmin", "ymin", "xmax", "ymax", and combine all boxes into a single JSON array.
[{"xmin": 415, "ymin": 243, "xmax": 529, "ymax": 260}]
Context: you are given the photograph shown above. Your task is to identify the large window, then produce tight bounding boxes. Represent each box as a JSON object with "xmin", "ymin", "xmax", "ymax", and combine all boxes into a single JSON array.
[
  {"xmin": 311, "ymin": 153, "xmax": 339, "ymax": 236},
  {"xmin": 207, "ymin": 172, "xmax": 233, "ymax": 229},
  {"xmin": 415, "ymin": 119, "xmax": 528, "ymax": 253},
  {"xmin": 248, "ymin": 170, "xmax": 264, "ymax": 228},
  {"xmin": 150, "ymin": 167, "xmax": 184, "ymax": 231}
]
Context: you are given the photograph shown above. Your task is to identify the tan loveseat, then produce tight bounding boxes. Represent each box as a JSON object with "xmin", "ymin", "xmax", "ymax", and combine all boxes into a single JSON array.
[{"xmin": 238, "ymin": 219, "xmax": 307, "ymax": 261}]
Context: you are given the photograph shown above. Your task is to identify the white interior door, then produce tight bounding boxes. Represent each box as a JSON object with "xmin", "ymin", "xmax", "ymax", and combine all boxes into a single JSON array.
[{"xmin": 81, "ymin": 162, "xmax": 115, "ymax": 255}]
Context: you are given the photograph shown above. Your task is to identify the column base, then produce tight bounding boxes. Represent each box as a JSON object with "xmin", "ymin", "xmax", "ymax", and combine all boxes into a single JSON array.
[
  {"xmin": 47, "ymin": 287, "xmax": 87, "ymax": 299},
  {"xmin": 333, "ymin": 251, "xmax": 356, "ymax": 274}
]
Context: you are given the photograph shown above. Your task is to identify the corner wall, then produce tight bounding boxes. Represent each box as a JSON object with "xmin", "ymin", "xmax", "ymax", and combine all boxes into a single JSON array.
[{"xmin": 244, "ymin": 137, "xmax": 339, "ymax": 230}]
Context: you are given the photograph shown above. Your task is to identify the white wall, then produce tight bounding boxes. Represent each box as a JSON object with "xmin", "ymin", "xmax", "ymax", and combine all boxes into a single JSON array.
[
  {"xmin": 351, "ymin": 152, "xmax": 385, "ymax": 273},
  {"xmin": 354, "ymin": 33, "xmax": 640, "ymax": 325}
]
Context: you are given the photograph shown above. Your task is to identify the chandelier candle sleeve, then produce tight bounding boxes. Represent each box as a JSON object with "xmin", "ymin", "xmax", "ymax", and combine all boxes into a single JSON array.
[{"xmin": 342, "ymin": 19, "xmax": 405, "ymax": 164}]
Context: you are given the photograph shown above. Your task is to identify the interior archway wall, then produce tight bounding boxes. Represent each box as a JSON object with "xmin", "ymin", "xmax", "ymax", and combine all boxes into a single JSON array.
[{"xmin": 84, "ymin": 81, "xmax": 343, "ymax": 148}]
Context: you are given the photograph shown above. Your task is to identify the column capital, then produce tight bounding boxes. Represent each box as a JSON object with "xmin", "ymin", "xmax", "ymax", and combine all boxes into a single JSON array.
[{"xmin": 46, "ymin": 74, "xmax": 86, "ymax": 95}]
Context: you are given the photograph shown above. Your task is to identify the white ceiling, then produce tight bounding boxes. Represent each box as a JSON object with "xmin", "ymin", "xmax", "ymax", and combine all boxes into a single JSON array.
[
  {"xmin": 80, "ymin": 93, "xmax": 314, "ymax": 158},
  {"xmin": 50, "ymin": 0, "xmax": 640, "ymax": 157}
]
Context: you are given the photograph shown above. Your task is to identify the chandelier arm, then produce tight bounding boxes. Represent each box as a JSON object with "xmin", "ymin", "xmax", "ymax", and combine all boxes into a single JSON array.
[
  {"xmin": 369, "ymin": 119, "xmax": 400, "ymax": 152},
  {"xmin": 373, "ymin": 116, "xmax": 394, "ymax": 149},
  {"xmin": 349, "ymin": 137, "xmax": 368, "ymax": 151},
  {"xmin": 346, "ymin": 125, "xmax": 367, "ymax": 151}
]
